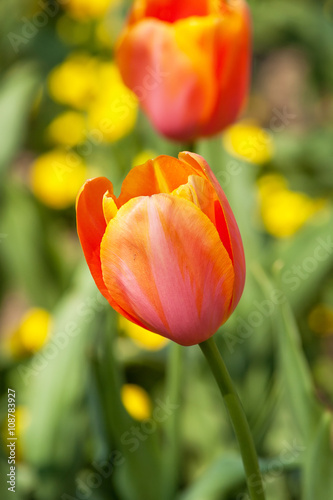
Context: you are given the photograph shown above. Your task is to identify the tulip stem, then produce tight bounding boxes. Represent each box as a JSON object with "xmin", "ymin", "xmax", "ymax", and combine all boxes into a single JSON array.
[{"xmin": 199, "ymin": 337, "xmax": 266, "ymax": 500}]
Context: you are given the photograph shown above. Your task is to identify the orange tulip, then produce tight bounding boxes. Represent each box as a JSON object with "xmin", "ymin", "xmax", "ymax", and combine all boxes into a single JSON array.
[
  {"xmin": 76, "ymin": 152, "xmax": 245, "ymax": 346},
  {"xmin": 116, "ymin": 0, "xmax": 251, "ymax": 141}
]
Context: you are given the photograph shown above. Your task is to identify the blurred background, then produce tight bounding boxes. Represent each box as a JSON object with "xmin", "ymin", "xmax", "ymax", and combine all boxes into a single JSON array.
[{"xmin": 0, "ymin": 0, "xmax": 333, "ymax": 499}]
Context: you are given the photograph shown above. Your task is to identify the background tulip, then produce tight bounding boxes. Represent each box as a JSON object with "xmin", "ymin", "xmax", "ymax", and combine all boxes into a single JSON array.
[
  {"xmin": 76, "ymin": 152, "xmax": 245, "ymax": 346},
  {"xmin": 116, "ymin": 0, "xmax": 251, "ymax": 141}
]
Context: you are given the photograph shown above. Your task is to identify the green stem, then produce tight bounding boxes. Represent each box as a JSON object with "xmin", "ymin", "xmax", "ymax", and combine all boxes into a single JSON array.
[
  {"xmin": 185, "ymin": 141, "xmax": 195, "ymax": 153},
  {"xmin": 199, "ymin": 337, "xmax": 266, "ymax": 500}
]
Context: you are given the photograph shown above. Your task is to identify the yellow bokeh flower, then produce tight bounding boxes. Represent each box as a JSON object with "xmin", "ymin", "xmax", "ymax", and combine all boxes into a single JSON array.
[
  {"xmin": 7, "ymin": 308, "xmax": 51, "ymax": 357},
  {"xmin": 121, "ymin": 384, "xmax": 152, "ymax": 421},
  {"xmin": 87, "ymin": 62, "xmax": 138, "ymax": 143},
  {"xmin": 118, "ymin": 315, "xmax": 168, "ymax": 351},
  {"xmin": 308, "ymin": 305, "xmax": 333, "ymax": 336},
  {"xmin": 48, "ymin": 53, "xmax": 100, "ymax": 109},
  {"xmin": 257, "ymin": 173, "xmax": 287, "ymax": 197},
  {"xmin": 132, "ymin": 150, "xmax": 157, "ymax": 168},
  {"xmin": 30, "ymin": 149, "xmax": 87, "ymax": 209},
  {"xmin": 47, "ymin": 111, "xmax": 86, "ymax": 147},
  {"xmin": 2, "ymin": 406, "xmax": 31, "ymax": 461},
  {"xmin": 223, "ymin": 121, "xmax": 274, "ymax": 165},
  {"xmin": 258, "ymin": 174, "xmax": 325, "ymax": 238},
  {"xmin": 15, "ymin": 406, "xmax": 31, "ymax": 437},
  {"xmin": 95, "ymin": 19, "xmax": 118, "ymax": 49},
  {"xmin": 61, "ymin": 0, "xmax": 117, "ymax": 20}
]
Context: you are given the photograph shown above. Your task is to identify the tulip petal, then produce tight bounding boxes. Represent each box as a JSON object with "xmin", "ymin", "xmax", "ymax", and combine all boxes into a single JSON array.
[
  {"xmin": 172, "ymin": 174, "xmax": 217, "ymax": 225},
  {"xmin": 103, "ymin": 191, "xmax": 118, "ymax": 224},
  {"xmin": 116, "ymin": 19, "xmax": 211, "ymax": 140},
  {"xmin": 100, "ymin": 193, "xmax": 234, "ymax": 346},
  {"xmin": 203, "ymin": 1, "xmax": 251, "ymax": 136},
  {"xmin": 76, "ymin": 177, "xmax": 146, "ymax": 327},
  {"xmin": 175, "ymin": 2, "xmax": 250, "ymax": 137},
  {"xmin": 117, "ymin": 155, "xmax": 193, "ymax": 206},
  {"xmin": 129, "ymin": 0, "xmax": 212, "ymax": 24},
  {"xmin": 76, "ymin": 177, "xmax": 113, "ymax": 300},
  {"xmin": 118, "ymin": 0, "xmax": 250, "ymax": 140},
  {"xmin": 179, "ymin": 152, "xmax": 246, "ymax": 309}
]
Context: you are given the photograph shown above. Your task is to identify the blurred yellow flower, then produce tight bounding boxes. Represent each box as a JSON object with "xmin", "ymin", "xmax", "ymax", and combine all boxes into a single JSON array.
[
  {"xmin": 15, "ymin": 406, "xmax": 31, "ymax": 435},
  {"xmin": 61, "ymin": 0, "xmax": 116, "ymax": 20},
  {"xmin": 87, "ymin": 62, "xmax": 138, "ymax": 143},
  {"xmin": 48, "ymin": 57, "xmax": 137, "ymax": 142},
  {"xmin": 118, "ymin": 315, "xmax": 168, "ymax": 351},
  {"xmin": 121, "ymin": 384, "xmax": 152, "ymax": 421},
  {"xmin": 223, "ymin": 121, "xmax": 274, "ymax": 165},
  {"xmin": 8, "ymin": 308, "xmax": 51, "ymax": 357},
  {"xmin": 47, "ymin": 111, "xmax": 86, "ymax": 147},
  {"xmin": 258, "ymin": 174, "xmax": 325, "ymax": 238},
  {"xmin": 257, "ymin": 173, "xmax": 287, "ymax": 196},
  {"xmin": 132, "ymin": 150, "xmax": 157, "ymax": 168},
  {"xmin": 48, "ymin": 53, "xmax": 100, "ymax": 109},
  {"xmin": 308, "ymin": 305, "xmax": 333, "ymax": 336},
  {"xmin": 30, "ymin": 149, "xmax": 87, "ymax": 209},
  {"xmin": 95, "ymin": 19, "xmax": 117, "ymax": 49}
]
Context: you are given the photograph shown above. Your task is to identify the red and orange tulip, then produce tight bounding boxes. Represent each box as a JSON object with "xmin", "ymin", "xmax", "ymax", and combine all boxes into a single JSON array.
[
  {"xmin": 76, "ymin": 153, "xmax": 245, "ymax": 346},
  {"xmin": 116, "ymin": 0, "xmax": 251, "ymax": 141}
]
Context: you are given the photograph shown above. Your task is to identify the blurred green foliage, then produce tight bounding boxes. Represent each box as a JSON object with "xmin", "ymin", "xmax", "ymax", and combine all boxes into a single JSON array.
[{"xmin": 0, "ymin": 0, "xmax": 333, "ymax": 499}]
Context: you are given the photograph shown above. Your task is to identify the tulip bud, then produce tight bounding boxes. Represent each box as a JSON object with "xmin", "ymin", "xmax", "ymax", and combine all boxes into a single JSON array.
[
  {"xmin": 116, "ymin": 0, "xmax": 251, "ymax": 141},
  {"xmin": 76, "ymin": 152, "xmax": 245, "ymax": 345}
]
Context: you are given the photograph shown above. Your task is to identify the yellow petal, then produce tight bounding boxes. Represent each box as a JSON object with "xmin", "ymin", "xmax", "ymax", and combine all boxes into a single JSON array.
[
  {"xmin": 223, "ymin": 121, "xmax": 274, "ymax": 165},
  {"xmin": 121, "ymin": 384, "xmax": 152, "ymax": 421},
  {"xmin": 103, "ymin": 191, "xmax": 118, "ymax": 224},
  {"xmin": 171, "ymin": 174, "xmax": 216, "ymax": 225}
]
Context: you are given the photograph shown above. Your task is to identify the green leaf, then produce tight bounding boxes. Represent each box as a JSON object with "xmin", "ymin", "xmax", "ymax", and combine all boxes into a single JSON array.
[
  {"xmin": 0, "ymin": 182, "xmax": 58, "ymax": 307},
  {"xmin": 271, "ymin": 207, "xmax": 333, "ymax": 315},
  {"xmin": 177, "ymin": 453, "xmax": 245, "ymax": 500},
  {"xmin": 20, "ymin": 267, "xmax": 102, "ymax": 499},
  {"xmin": 251, "ymin": 264, "xmax": 322, "ymax": 441},
  {"xmin": 0, "ymin": 63, "xmax": 40, "ymax": 176},
  {"xmin": 276, "ymin": 302, "xmax": 322, "ymax": 440},
  {"xmin": 177, "ymin": 452, "xmax": 301, "ymax": 500},
  {"xmin": 92, "ymin": 310, "xmax": 164, "ymax": 500},
  {"xmin": 303, "ymin": 412, "xmax": 333, "ymax": 500},
  {"xmin": 161, "ymin": 343, "xmax": 183, "ymax": 500}
]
